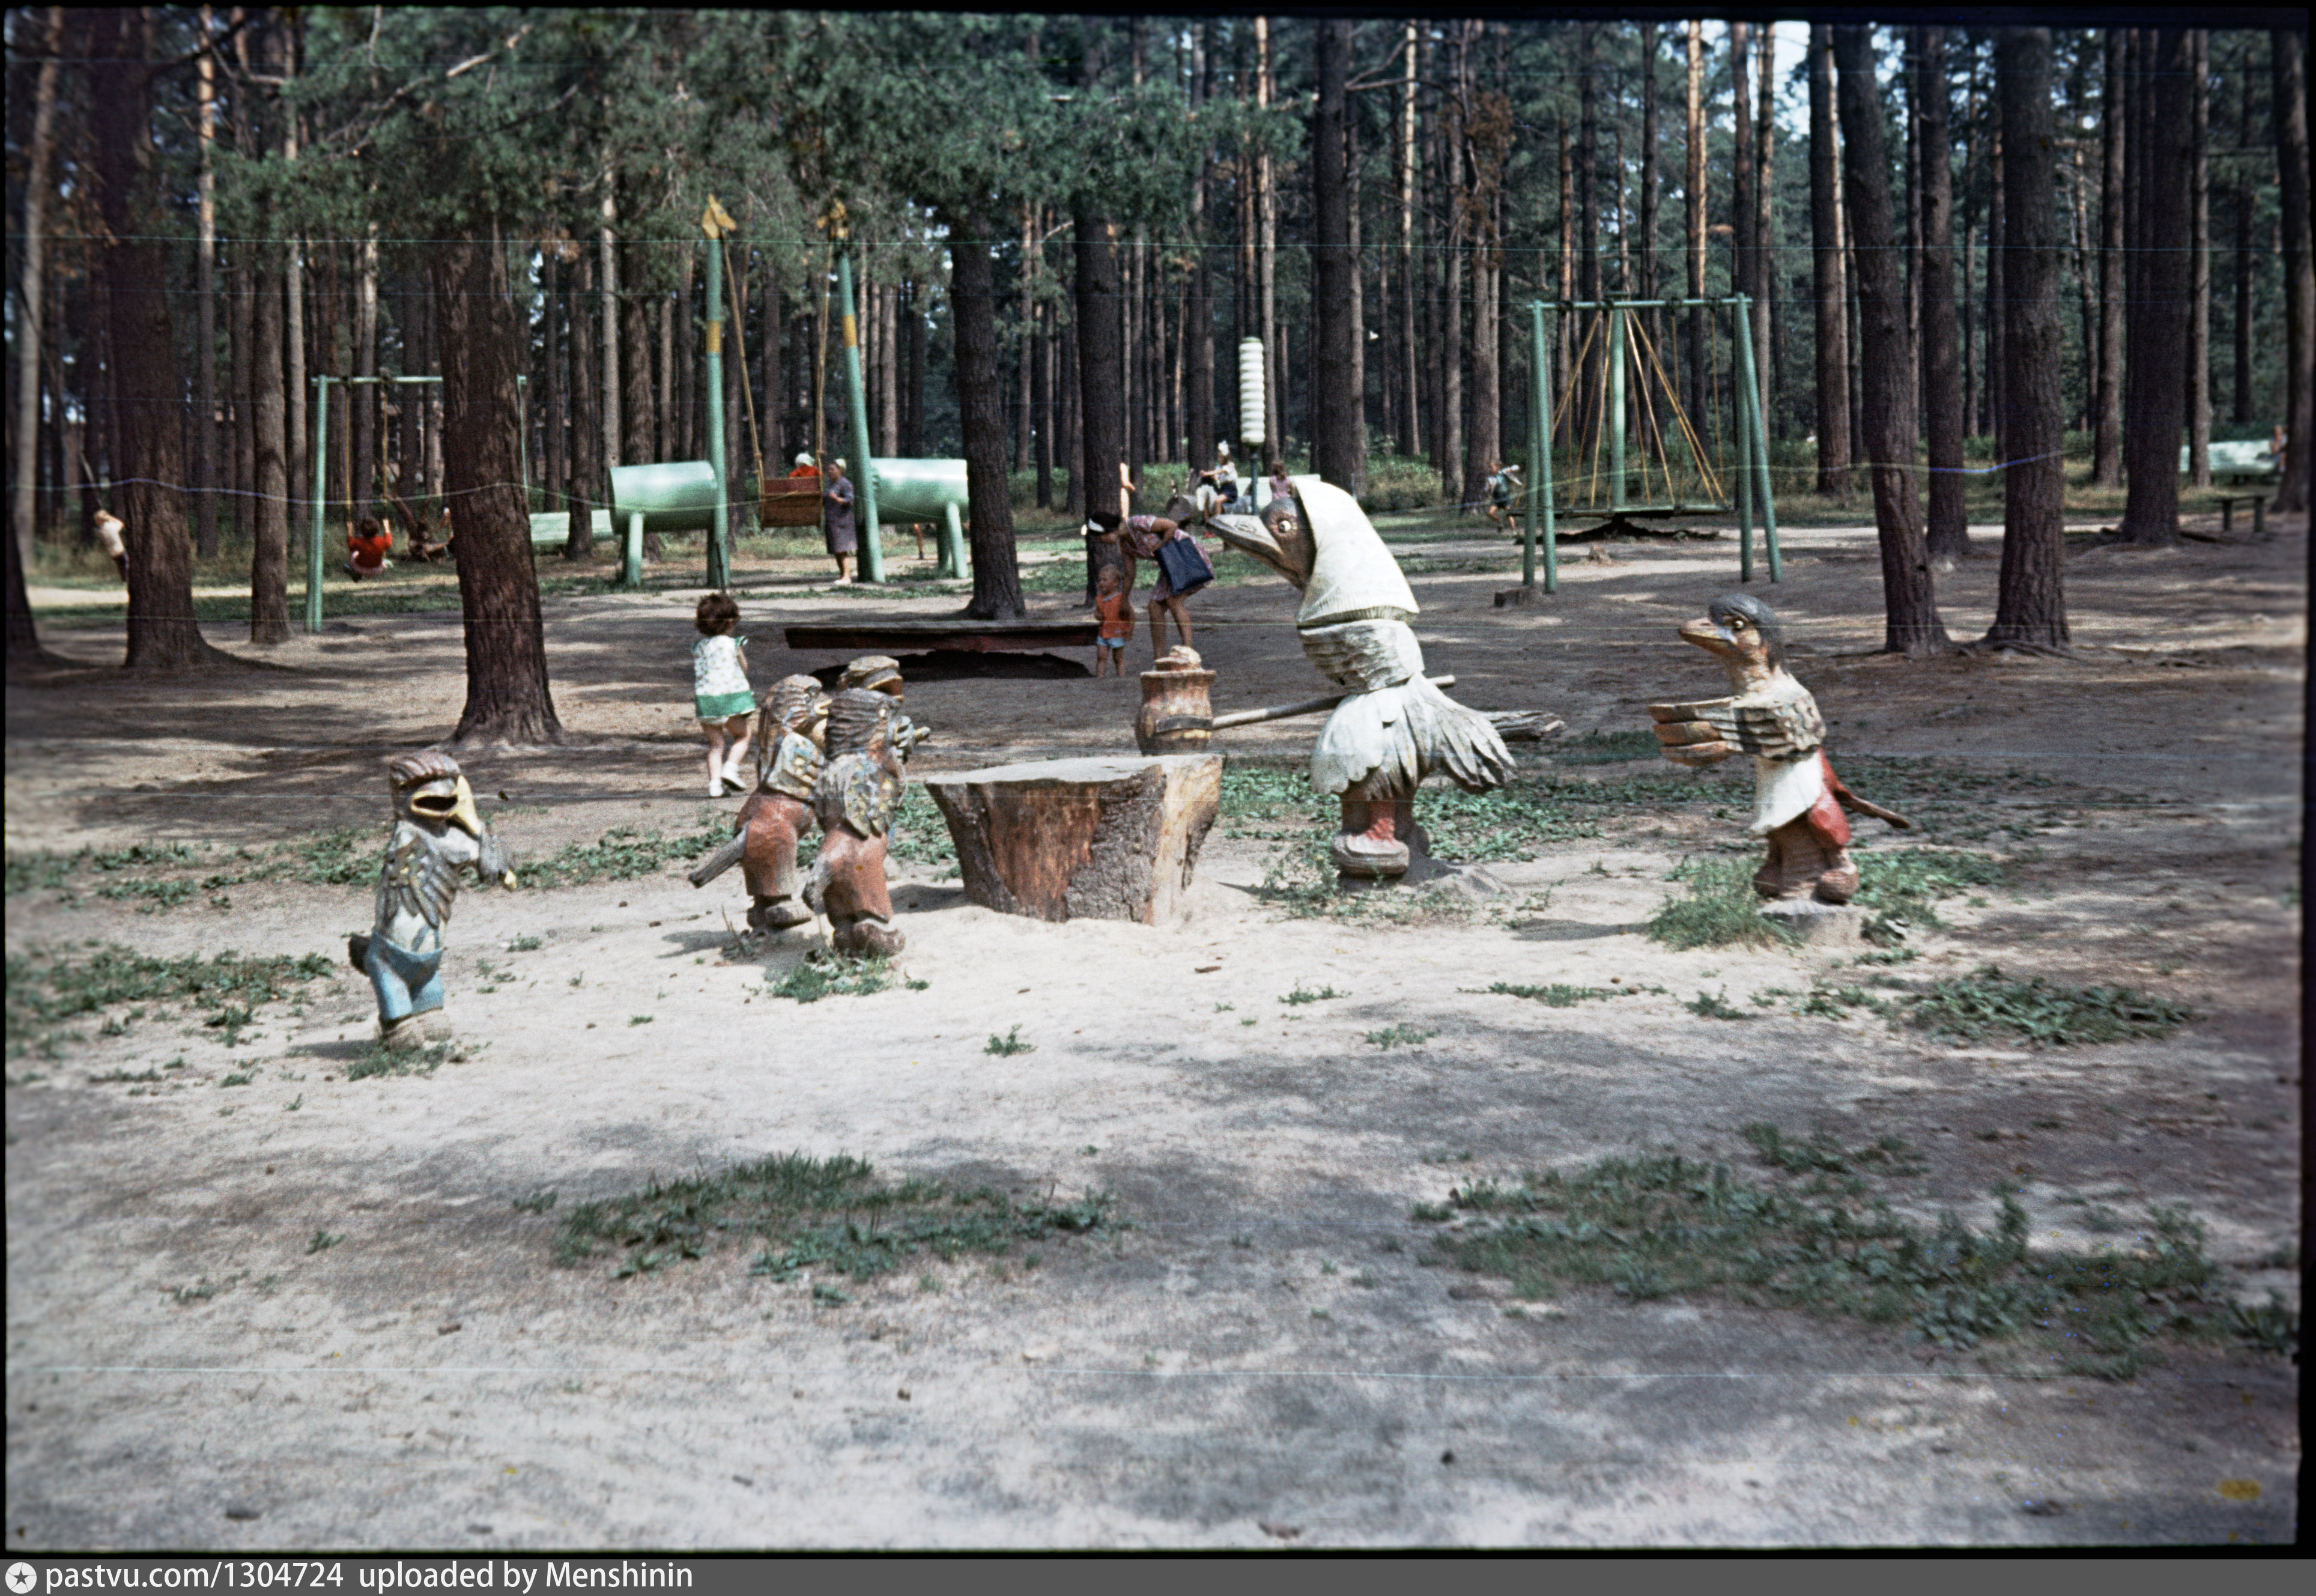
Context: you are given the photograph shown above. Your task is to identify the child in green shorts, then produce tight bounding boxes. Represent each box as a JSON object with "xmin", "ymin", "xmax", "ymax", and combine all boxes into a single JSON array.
[{"xmin": 693, "ymin": 591, "xmax": 756, "ymax": 796}]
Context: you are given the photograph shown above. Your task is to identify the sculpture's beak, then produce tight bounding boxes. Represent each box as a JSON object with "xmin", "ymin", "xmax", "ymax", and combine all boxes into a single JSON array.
[
  {"xmin": 1678, "ymin": 615, "xmax": 1741, "ymax": 658},
  {"xmin": 447, "ymin": 776, "xmax": 485, "ymax": 840},
  {"xmin": 1207, "ymin": 511, "xmax": 1313, "ymax": 589}
]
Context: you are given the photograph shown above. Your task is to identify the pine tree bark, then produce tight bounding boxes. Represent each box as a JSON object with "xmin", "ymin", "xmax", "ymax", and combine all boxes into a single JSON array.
[
  {"xmin": 2275, "ymin": 29, "xmax": 2314, "ymax": 514},
  {"xmin": 1810, "ymin": 26, "xmax": 1852, "ymax": 495},
  {"xmin": 1075, "ymin": 207, "xmax": 1126, "ymax": 592},
  {"xmin": 248, "ymin": 248, "xmax": 291, "ymax": 645},
  {"xmin": 1686, "ymin": 22, "xmax": 1708, "ymax": 428},
  {"xmin": 193, "ymin": 6, "xmax": 219, "ymax": 562},
  {"xmin": 1987, "ymin": 28, "xmax": 2069, "ymax": 649},
  {"xmin": 2187, "ymin": 32, "xmax": 2212, "ymax": 489},
  {"xmin": 1753, "ymin": 24, "xmax": 1776, "ymax": 434},
  {"xmin": 7, "ymin": 7, "xmax": 61, "ymax": 663},
  {"xmin": 431, "ymin": 234, "xmax": 561, "ymax": 745},
  {"xmin": 1985, "ymin": 85, "xmax": 2007, "ymax": 465},
  {"xmin": 1731, "ymin": 22, "xmax": 1754, "ymax": 311},
  {"xmin": 90, "ymin": 7, "xmax": 225, "ymax": 670},
  {"xmin": 1834, "ymin": 26, "xmax": 1950, "ymax": 656},
  {"xmin": 355, "ymin": 229, "xmax": 378, "ymax": 517},
  {"xmin": 565, "ymin": 247, "xmax": 597, "ymax": 560},
  {"xmin": 1312, "ymin": 18, "xmax": 1359, "ymax": 493},
  {"xmin": 1915, "ymin": 26, "xmax": 1968, "ymax": 563},
  {"xmin": 2093, "ymin": 32, "xmax": 2127, "ymax": 485},
  {"xmin": 2118, "ymin": 30, "xmax": 2193, "ymax": 545},
  {"xmin": 947, "ymin": 216, "xmax": 1027, "ymax": 620}
]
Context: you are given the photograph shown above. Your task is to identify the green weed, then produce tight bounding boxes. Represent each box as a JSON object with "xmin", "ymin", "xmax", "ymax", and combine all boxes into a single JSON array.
[
  {"xmin": 512, "ymin": 1189, "xmax": 558, "ymax": 1214},
  {"xmin": 1646, "ymin": 858, "xmax": 1795, "ymax": 950},
  {"xmin": 344, "ymin": 1039, "xmax": 456, "ymax": 1079},
  {"xmin": 1419, "ymin": 1130, "xmax": 2249, "ymax": 1377},
  {"xmin": 306, "ymin": 1230, "xmax": 345, "ymax": 1254},
  {"xmin": 1481, "ymin": 981, "xmax": 1660, "ymax": 1006},
  {"xmin": 1281, "ymin": 984, "xmax": 1347, "ymax": 1006},
  {"xmin": 1550, "ymin": 730, "xmax": 1664, "ymax": 766},
  {"xmin": 765, "ymin": 953, "xmax": 899, "ymax": 1003},
  {"xmin": 1365, "ymin": 1023, "xmax": 1435, "ymax": 1049},
  {"xmin": 1907, "ymin": 966, "xmax": 2194, "ymax": 1046},
  {"xmin": 5, "ymin": 943, "xmax": 335, "ymax": 1059},
  {"xmin": 985, "ymin": 1026, "xmax": 1035, "ymax": 1056},
  {"xmin": 522, "ymin": 820, "xmax": 729, "ymax": 889},
  {"xmin": 1684, "ymin": 990, "xmax": 1748, "ymax": 1020},
  {"xmin": 552, "ymin": 1149, "xmax": 1115, "ymax": 1291}
]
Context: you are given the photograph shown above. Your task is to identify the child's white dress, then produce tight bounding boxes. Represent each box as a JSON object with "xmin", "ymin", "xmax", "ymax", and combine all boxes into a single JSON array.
[{"xmin": 693, "ymin": 634, "xmax": 753, "ymax": 721}]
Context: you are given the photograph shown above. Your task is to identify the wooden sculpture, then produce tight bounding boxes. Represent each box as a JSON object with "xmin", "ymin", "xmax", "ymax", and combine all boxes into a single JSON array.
[{"xmin": 1647, "ymin": 593, "xmax": 1911, "ymax": 903}]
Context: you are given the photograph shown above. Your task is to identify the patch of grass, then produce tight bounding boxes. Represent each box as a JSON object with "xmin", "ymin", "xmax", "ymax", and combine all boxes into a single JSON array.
[
  {"xmin": 1480, "ymin": 981, "xmax": 1661, "ymax": 1006},
  {"xmin": 984, "ymin": 1026, "xmax": 1034, "ymax": 1056},
  {"xmin": 306, "ymin": 1230, "xmax": 345, "ymax": 1254},
  {"xmin": 5, "ymin": 943, "xmax": 336, "ymax": 1060},
  {"xmin": 1280, "ymin": 984, "xmax": 1347, "ymax": 1006},
  {"xmin": 523, "ymin": 819, "xmax": 729, "ymax": 890},
  {"xmin": 512, "ymin": 1188, "xmax": 558, "ymax": 1214},
  {"xmin": 1852, "ymin": 849, "xmax": 2009, "ymax": 939},
  {"xmin": 887, "ymin": 786, "xmax": 959, "ymax": 872},
  {"xmin": 1907, "ymin": 965, "xmax": 2194, "ymax": 1047},
  {"xmin": 765, "ymin": 952, "xmax": 900, "ymax": 1003},
  {"xmin": 1684, "ymin": 990, "xmax": 1748, "ymax": 1021},
  {"xmin": 344, "ymin": 1039, "xmax": 456, "ymax": 1079},
  {"xmin": 553, "ymin": 1150, "xmax": 1114, "ymax": 1291},
  {"xmin": 1366, "ymin": 1023, "xmax": 1435, "ymax": 1049},
  {"xmin": 507, "ymin": 935, "xmax": 545, "ymax": 953},
  {"xmin": 1419, "ymin": 1129, "xmax": 2249, "ymax": 1377},
  {"xmin": 1550, "ymin": 730, "xmax": 1664, "ymax": 766},
  {"xmin": 1646, "ymin": 858, "xmax": 1795, "ymax": 951},
  {"xmin": 628, "ymin": 1014, "xmax": 653, "ymax": 1027}
]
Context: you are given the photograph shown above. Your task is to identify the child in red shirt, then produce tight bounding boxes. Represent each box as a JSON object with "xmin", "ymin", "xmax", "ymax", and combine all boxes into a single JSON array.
[
  {"xmin": 346, "ymin": 517, "xmax": 393, "ymax": 581},
  {"xmin": 1093, "ymin": 564, "xmax": 1133, "ymax": 677}
]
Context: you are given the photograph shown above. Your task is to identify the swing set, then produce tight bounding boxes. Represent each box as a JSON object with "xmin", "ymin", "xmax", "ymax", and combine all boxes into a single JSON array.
[{"xmin": 1512, "ymin": 294, "xmax": 1781, "ymax": 595}]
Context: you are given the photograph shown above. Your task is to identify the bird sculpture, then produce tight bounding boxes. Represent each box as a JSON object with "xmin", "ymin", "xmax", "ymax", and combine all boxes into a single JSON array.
[
  {"xmin": 1648, "ymin": 593, "xmax": 1911, "ymax": 903},
  {"xmin": 1205, "ymin": 476, "xmax": 1514, "ymax": 884}
]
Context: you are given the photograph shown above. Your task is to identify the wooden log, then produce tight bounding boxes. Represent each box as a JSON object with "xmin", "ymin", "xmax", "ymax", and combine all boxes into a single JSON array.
[{"xmin": 923, "ymin": 754, "xmax": 1222, "ymax": 924}]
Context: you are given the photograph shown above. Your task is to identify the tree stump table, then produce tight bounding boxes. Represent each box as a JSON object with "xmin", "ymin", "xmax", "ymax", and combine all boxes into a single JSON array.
[{"xmin": 922, "ymin": 755, "xmax": 1222, "ymax": 925}]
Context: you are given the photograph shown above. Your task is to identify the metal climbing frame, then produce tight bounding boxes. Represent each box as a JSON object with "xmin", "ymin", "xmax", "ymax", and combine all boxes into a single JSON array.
[{"xmin": 1519, "ymin": 295, "xmax": 1779, "ymax": 595}]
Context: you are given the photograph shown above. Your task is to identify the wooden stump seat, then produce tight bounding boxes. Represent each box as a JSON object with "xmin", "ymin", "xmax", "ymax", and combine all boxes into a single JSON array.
[{"xmin": 923, "ymin": 755, "xmax": 1222, "ymax": 925}]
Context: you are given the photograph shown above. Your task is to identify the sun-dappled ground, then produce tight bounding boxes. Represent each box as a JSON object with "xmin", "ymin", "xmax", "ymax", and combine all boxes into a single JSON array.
[{"xmin": 5, "ymin": 503, "xmax": 2300, "ymax": 1548}]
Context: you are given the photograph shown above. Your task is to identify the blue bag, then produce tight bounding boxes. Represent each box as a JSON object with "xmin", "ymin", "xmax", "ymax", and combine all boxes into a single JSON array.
[{"xmin": 1154, "ymin": 533, "xmax": 1215, "ymax": 598}]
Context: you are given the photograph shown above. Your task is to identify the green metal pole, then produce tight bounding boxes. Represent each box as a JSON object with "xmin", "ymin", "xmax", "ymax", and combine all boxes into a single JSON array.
[
  {"xmin": 939, "ymin": 500, "xmax": 965, "ymax": 579},
  {"xmin": 1732, "ymin": 296, "xmax": 1755, "ymax": 583},
  {"xmin": 1608, "ymin": 302, "xmax": 1627, "ymax": 512},
  {"xmin": 1748, "ymin": 318, "xmax": 1782, "ymax": 584},
  {"xmin": 1521, "ymin": 303, "xmax": 1541, "ymax": 590},
  {"xmin": 704, "ymin": 234, "xmax": 729, "ymax": 590},
  {"xmin": 837, "ymin": 252, "xmax": 883, "ymax": 583},
  {"xmin": 306, "ymin": 374, "xmax": 330, "ymax": 633},
  {"xmin": 1538, "ymin": 305, "xmax": 1560, "ymax": 593}
]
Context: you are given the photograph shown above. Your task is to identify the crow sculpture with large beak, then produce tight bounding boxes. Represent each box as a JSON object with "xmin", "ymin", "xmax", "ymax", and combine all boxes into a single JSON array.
[
  {"xmin": 347, "ymin": 749, "xmax": 517, "ymax": 1051},
  {"xmin": 1206, "ymin": 478, "xmax": 1514, "ymax": 884},
  {"xmin": 1648, "ymin": 593, "xmax": 1910, "ymax": 904}
]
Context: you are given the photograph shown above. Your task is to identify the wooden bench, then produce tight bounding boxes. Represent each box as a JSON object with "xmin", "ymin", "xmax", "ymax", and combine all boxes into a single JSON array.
[{"xmin": 2213, "ymin": 493, "xmax": 2270, "ymax": 537}]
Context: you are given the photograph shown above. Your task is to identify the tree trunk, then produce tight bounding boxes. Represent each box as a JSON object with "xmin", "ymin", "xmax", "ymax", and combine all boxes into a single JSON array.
[
  {"xmin": 1834, "ymin": 26, "xmax": 1949, "ymax": 656},
  {"xmin": 89, "ymin": 7, "xmax": 225, "ymax": 670},
  {"xmin": 1987, "ymin": 29, "xmax": 2069, "ymax": 649},
  {"xmin": 542, "ymin": 249, "xmax": 563, "ymax": 514},
  {"xmin": 621, "ymin": 243, "xmax": 652, "ymax": 468},
  {"xmin": 2275, "ymin": 29, "xmax": 2314, "ymax": 514},
  {"xmin": 193, "ymin": 6, "xmax": 219, "ymax": 562},
  {"xmin": 355, "ymin": 229, "xmax": 378, "ymax": 518},
  {"xmin": 1809, "ymin": 26, "xmax": 1852, "ymax": 496},
  {"xmin": 2234, "ymin": 138, "xmax": 2255, "ymax": 425},
  {"xmin": 8, "ymin": 8, "xmax": 62, "ymax": 664},
  {"xmin": 565, "ymin": 247, "xmax": 597, "ymax": 560},
  {"xmin": 2093, "ymin": 32, "xmax": 2127, "ymax": 485},
  {"xmin": 2187, "ymin": 31, "xmax": 2211, "ymax": 488},
  {"xmin": 1312, "ymin": 19, "xmax": 1359, "ymax": 492},
  {"xmin": 1075, "ymin": 208, "xmax": 1126, "ymax": 593},
  {"xmin": 1033, "ymin": 278, "xmax": 1054, "ymax": 508},
  {"xmin": 948, "ymin": 217, "xmax": 1026, "ymax": 620},
  {"xmin": 1732, "ymin": 21, "xmax": 1754, "ymax": 312},
  {"xmin": 2119, "ymin": 30, "xmax": 2193, "ymax": 545},
  {"xmin": 1687, "ymin": 22, "xmax": 1708, "ymax": 429},
  {"xmin": 248, "ymin": 249, "xmax": 291, "ymax": 646},
  {"xmin": 1400, "ymin": 20, "xmax": 1421, "ymax": 457},
  {"xmin": 1916, "ymin": 26, "xmax": 1968, "ymax": 563},
  {"xmin": 431, "ymin": 234, "xmax": 561, "ymax": 745},
  {"xmin": 1753, "ymin": 24, "xmax": 1776, "ymax": 434},
  {"xmin": 1985, "ymin": 83, "xmax": 2007, "ymax": 466}
]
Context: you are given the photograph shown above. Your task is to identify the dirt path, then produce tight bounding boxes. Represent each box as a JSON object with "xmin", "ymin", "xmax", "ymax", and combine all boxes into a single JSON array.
[{"xmin": 5, "ymin": 515, "xmax": 2301, "ymax": 1548}]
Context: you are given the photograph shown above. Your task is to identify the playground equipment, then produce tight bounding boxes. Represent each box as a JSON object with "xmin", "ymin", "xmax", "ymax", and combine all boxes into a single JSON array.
[{"xmin": 1511, "ymin": 294, "xmax": 1780, "ymax": 598}]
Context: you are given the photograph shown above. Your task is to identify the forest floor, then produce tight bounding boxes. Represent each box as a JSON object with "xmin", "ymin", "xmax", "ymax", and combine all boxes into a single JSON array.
[{"xmin": 4, "ymin": 503, "xmax": 2302, "ymax": 1549}]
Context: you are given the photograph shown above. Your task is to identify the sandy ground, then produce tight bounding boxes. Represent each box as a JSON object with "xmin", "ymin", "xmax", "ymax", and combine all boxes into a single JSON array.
[{"xmin": 4, "ymin": 511, "xmax": 2302, "ymax": 1549}]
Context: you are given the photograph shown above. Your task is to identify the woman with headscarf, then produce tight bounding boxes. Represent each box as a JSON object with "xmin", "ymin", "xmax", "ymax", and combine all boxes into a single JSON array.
[{"xmin": 822, "ymin": 458, "xmax": 856, "ymax": 584}]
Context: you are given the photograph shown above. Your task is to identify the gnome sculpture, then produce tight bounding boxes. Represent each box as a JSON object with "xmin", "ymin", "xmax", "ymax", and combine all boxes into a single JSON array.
[
  {"xmin": 734, "ymin": 673, "xmax": 830, "ymax": 932},
  {"xmin": 1648, "ymin": 593, "xmax": 1912, "ymax": 903},
  {"xmin": 347, "ymin": 750, "xmax": 516, "ymax": 1049},
  {"xmin": 1206, "ymin": 478, "xmax": 1514, "ymax": 884},
  {"xmin": 805, "ymin": 656, "xmax": 927, "ymax": 956}
]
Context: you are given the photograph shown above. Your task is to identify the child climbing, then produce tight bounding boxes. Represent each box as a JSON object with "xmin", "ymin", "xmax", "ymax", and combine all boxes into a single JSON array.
[{"xmin": 693, "ymin": 591, "xmax": 756, "ymax": 797}]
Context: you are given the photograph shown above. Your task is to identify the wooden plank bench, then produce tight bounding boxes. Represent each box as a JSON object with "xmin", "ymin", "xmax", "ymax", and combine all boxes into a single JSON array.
[
  {"xmin": 759, "ymin": 478, "xmax": 824, "ymax": 530},
  {"xmin": 783, "ymin": 617, "xmax": 1100, "ymax": 654}
]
